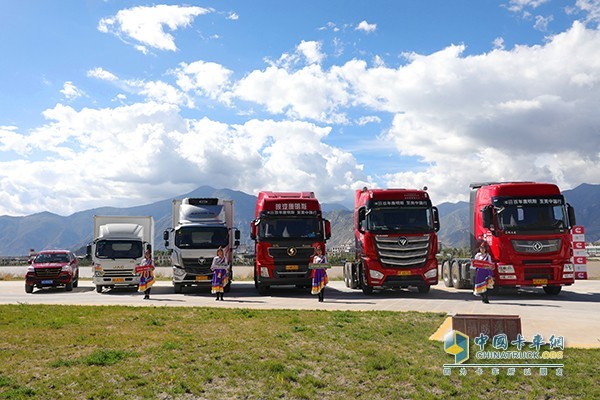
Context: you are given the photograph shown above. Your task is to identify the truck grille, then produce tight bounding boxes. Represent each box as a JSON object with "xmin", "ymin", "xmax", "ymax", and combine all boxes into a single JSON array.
[
  {"xmin": 35, "ymin": 268, "xmax": 61, "ymax": 278},
  {"xmin": 268, "ymin": 246, "xmax": 315, "ymax": 262},
  {"xmin": 182, "ymin": 258, "xmax": 213, "ymax": 275},
  {"xmin": 102, "ymin": 270, "xmax": 136, "ymax": 277},
  {"xmin": 375, "ymin": 235, "xmax": 430, "ymax": 268},
  {"xmin": 523, "ymin": 267, "xmax": 554, "ymax": 281},
  {"xmin": 512, "ymin": 239, "xmax": 561, "ymax": 254}
]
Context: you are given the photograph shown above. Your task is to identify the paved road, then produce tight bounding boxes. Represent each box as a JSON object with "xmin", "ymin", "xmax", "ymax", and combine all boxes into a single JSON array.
[{"xmin": 1, "ymin": 278, "xmax": 599, "ymax": 348}]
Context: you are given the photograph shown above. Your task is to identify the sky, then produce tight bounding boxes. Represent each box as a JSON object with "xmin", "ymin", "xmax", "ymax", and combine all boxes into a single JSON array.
[{"xmin": 1, "ymin": 0, "xmax": 600, "ymax": 216}]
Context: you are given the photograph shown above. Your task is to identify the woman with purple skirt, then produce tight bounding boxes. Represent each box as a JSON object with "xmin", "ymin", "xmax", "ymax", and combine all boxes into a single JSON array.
[
  {"xmin": 211, "ymin": 247, "xmax": 228, "ymax": 301},
  {"xmin": 473, "ymin": 242, "xmax": 494, "ymax": 303},
  {"xmin": 311, "ymin": 245, "xmax": 328, "ymax": 302}
]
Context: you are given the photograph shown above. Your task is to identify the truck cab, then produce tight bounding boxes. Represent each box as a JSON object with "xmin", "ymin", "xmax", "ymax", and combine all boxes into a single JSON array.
[
  {"xmin": 164, "ymin": 198, "xmax": 240, "ymax": 293},
  {"xmin": 344, "ymin": 187, "xmax": 440, "ymax": 294},
  {"xmin": 250, "ymin": 191, "xmax": 331, "ymax": 295}
]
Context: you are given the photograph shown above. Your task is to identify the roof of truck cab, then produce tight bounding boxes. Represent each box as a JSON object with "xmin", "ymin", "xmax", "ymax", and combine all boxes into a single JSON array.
[{"xmin": 472, "ymin": 182, "xmax": 561, "ymax": 197}]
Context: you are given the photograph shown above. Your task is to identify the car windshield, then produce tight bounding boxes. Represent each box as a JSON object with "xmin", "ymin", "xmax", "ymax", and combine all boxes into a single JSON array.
[
  {"xmin": 95, "ymin": 240, "xmax": 143, "ymax": 259},
  {"xmin": 174, "ymin": 227, "xmax": 229, "ymax": 249},
  {"xmin": 367, "ymin": 207, "xmax": 432, "ymax": 233},
  {"xmin": 34, "ymin": 253, "xmax": 69, "ymax": 263},
  {"xmin": 497, "ymin": 205, "xmax": 568, "ymax": 232},
  {"xmin": 259, "ymin": 217, "xmax": 321, "ymax": 239}
]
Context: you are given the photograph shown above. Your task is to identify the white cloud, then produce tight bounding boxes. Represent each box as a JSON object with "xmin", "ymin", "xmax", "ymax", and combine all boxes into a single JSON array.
[
  {"xmin": 574, "ymin": 0, "xmax": 600, "ymax": 25},
  {"xmin": 227, "ymin": 12, "xmax": 239, "ymax": 21},
  {"xmin": 87, "ymin": 67, "xmax": 118, "ymax": 81},
  {"xmin": 356, "ymin": 20, "xmax": 377, "ymax": 33},
  {"xmin": 506, "ymin": 0, "xmax": 549, "ymax": 13},
  {"xmin": 174, "ymin": 60, "xmax": 233, "ymax": 100},
  {"xmin": 0, "ymin": 104, "xmax": 370, "ymax": 215},
  {"xmin": 534, "ymin": 14, "xmax": 554, "ymax": 31},
  {"xmin": 296, "ymin": 41, "xmax": 325, "ymax": 64},
  {"xmin": 98, "ymin": 5, "xmax": 212, "ymax": 52},
  {"xmin": 60, "ymin": 81, "xmax": 85, "ymax": 100},
  {"xmin": 356, "ymin": 116, "xmax": 381, "ymax": 126}
]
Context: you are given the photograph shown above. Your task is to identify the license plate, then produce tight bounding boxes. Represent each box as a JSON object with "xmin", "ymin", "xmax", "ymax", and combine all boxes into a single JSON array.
[
  {"xmin": 286, "ymin": 265, "xmax": 299, "ymax": 271},
  {"xmin": 41, "ymin": 280, "xmax": 53, "ymax": 284},
  {"xmin": 533, "ymin": 279, "xmax": 548, "ymax": 285},
  {"xmin": 397, "ymin": 271, "xmax": 411, "ymax": 276},
  {"xmin": 195, "ymin": 275, "xmax": 209, "ymax": 281},
  {"xmin": 112, "ymin": 278, "xmax": 125, "ymax": 283}
]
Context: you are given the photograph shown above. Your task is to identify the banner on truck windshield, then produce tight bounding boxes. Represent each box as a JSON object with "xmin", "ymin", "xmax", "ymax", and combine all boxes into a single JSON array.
[{"xmin": 571, "ymin": 226, "xmax": 587, "ymax": 280}]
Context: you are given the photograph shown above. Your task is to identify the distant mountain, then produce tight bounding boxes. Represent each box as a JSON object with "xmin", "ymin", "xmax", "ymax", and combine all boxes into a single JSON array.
[{"xmin": 0, "ymin": 183, "xmax": 598, "ymax": 256}]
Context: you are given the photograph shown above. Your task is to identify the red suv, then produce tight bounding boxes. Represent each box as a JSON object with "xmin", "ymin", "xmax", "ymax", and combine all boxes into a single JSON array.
[{"xmin": 25, "ymin": 250, "xmax": 79, "ymax": 293}]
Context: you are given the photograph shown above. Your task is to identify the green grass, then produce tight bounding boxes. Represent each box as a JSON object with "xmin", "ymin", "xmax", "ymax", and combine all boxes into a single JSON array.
[{"xmin": 0, "ymin": 305, "xmax": 598, "ymax": 399}]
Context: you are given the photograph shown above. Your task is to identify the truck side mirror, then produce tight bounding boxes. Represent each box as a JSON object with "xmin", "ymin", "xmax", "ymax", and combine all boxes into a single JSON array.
[
  {"xmin": 324, "ymin": 219, "xmax": 331, "ymax": 240},
  {"xmin": 567, "ymin": 204, "xmax": 576, "ymax": 228},
  {"xmin": 482, "ymin": 206, "xmax": 494, "ymax": 229},
  {"xmin": 235, "ymin": 229, "xmax": 241, "ymax": 240},
  {"xmin": 432, "ymin": 207, "xmax": 440, "ymax": 232},
  {"xmin": 250, "ymin": 220, "xmax": 257, "ymax": 240},
  {"xmin": 86, "ymin": 244, "xmax": 92, "ymax": 260},
  {"xmin": 163, "ymin": 230, "xmax": 169, "ymax": 241},
  {"xmin": 357, "ymin": 207, "xmax": 366, "ymax": 233}
]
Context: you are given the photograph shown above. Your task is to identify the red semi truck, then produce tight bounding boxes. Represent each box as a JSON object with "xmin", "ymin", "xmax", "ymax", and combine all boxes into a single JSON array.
[
  {"xmin": 441, "ymin": 182, "xmax": 577, "ymax": 295},
  {"xmin": 343, "ymin": 187, "xmax": 441, "ymax": 294},
  {"xmin": 250, "ymin": 191, "xmax": 331, "ymax": 295}
]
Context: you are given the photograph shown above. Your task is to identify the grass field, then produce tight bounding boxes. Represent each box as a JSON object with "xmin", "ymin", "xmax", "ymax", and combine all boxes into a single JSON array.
[{"xmin": 0, "ymin": 304, "xmax": 598, "ymax": 399}]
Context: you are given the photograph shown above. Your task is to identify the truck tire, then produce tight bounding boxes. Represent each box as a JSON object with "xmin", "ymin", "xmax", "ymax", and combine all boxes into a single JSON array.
[
  {"xmin": 543, "ymin": 285, "xmax": 562, "ymax": 295},
  {"xmin": 224, "ymin": 281, "xmax": 231, "ymax": 293},
  {"xmin": 96, "ymin": 285, "xmax": 103, "ymax": 293},
  {"xmin": 343, "ymin": 264, "xmax": 351, "ymax": 288},
  {"xmin": 451, "ymin": 261, "xmax": 468, "ymax": 289},
  {"xmin": 442, "ymin": 261, "xmax": 453, "ymax": 287},
  {"xmin": 349, "ymin": 264, "xmax": 359, "ymax": 290},
  {"xmin": 65, "ymin": 281, "xmax": 73, "ymax": 291},
  {"xmin": 25, "ymin": 284, "xmax": 34, "ymax": 294},
  {"xmin": 417, "ymin": 284, "xmax": 431, "ymax": 294},
  {"xmin": 173, "ymin": 283, "xmax": 182, "ymax": 294},
  {"xmin": 257, "ymin": 284, "xmax": 269, "ymax": 295},
  {"xmin": 360, "ymin": 265, "xmax": 374, "ymax": 295}
]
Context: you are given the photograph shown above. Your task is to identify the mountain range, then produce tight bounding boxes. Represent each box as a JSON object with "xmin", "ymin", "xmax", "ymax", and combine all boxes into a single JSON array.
[{"xmin": 0, "ymin": 184, "xmax": 598, "ymax": 256}]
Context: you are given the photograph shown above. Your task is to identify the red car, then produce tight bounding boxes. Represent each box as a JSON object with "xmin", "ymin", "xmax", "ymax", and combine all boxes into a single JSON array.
[{"xmin": 25, "ymin": 250, "xmax": 79, "ymax": 293}]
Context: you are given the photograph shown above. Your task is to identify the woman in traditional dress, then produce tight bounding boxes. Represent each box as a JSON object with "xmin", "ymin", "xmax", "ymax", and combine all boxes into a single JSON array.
[
  {"xmin": 473, "ymin": 242, "xmax": 494, "ymax": 303},
  {"xmin": 311, "ymin": 245, "xmax": 329, "ymax": 302},
  {"xmin": 138, "ymin": 248, "xmax": 155, "ymax": 300},
  {"xmin": 211, "ymin": 247, "xmax": 228, "ymax": 301}
]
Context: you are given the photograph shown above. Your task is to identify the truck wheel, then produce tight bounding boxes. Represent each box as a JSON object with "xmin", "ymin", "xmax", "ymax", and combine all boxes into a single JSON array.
[
  {"xmin": 173, "ymin": 283, "xmax": 182, "ymax": 294},
  {"xmin": 257, "ymin": 284, "xmax": 269, "ymax": 296},
  {"xmin": 543, "ymin": 285, "xmax": 561, "ymax": 295},
  {"xmin": 343, "ymin": 264, "xmax": 350, "ymax": 288},
  {"xmin": 442, "ymin": 261, "xmax": 453, "ymax": 287},
  {"xmin": 224, "ymin": 281, "xmax": 231, "ymax": 293},
  {"xmin": 359, "ymin": 266, "xmax": 374, "ymax": 295},
  {"xmin": 96, "ymin": 285, "xmax": 103, "ymax": 293},
  {"xmin": 25, "ymin": 284, "xmax": 34, "ymax": 294},
  {"xmin": 349, "ymin": 264, "xmax": 359, "ymax": 289},
  {"xmin": 65, "ymin": 281, "xmax": 73, "ymax": 291},
  {"xmin": 417, "ymin": 284, "xmax": 431, "ymax": 294},
  {"xmin": 451, "ymin": 261, "xmax": 468, "ymax": 289}
]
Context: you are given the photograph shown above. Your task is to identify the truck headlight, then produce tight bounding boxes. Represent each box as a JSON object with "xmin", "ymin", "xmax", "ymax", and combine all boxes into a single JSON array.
[
  {"xmin": 94, "ymin": 265, "xmax": 104, "ymax": 276},
  {"xmin": 498, "ymin": 265, "xmax": 515, "ymax": 273},
  {"xmin": 369, "ymin": 269, "xmax": 384, "ymax": 280},
  {"xmin": 424, "ymin": 268, "xmax": 437, "ymax": 279},
  {"xmin": 260, "ymin": 267, "xmax": 270, "ymax": 278},
  {"xmin": 563, "ymin": 264, "xmax": 574, "ymax": 272}
]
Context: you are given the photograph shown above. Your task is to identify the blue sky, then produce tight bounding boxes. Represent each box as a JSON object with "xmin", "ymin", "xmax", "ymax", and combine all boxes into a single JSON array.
[{"xmin": 1, "ymin": 0, "xmax": 599, "ymax": 216}]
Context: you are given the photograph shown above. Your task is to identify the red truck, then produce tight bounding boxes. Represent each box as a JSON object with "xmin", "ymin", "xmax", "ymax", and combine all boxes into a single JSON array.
[
  {"xmin": 344, "ymin": 187, "xmax": 441, "ymax": 294},
  {"xmin": 441, "ymin": 182, "xmax": 577, "ymax": 295},
  {"xmin": 250, "ymin": 191, "xmax": 331, "ymax": 295}
]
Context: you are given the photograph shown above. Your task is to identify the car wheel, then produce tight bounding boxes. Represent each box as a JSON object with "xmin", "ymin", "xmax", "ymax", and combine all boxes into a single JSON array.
[
  {"xmin": 173, "ymin": 283, "xmax": 182, "ymax": 294},
  {"xmin": 65, "ymin": 281, "xmax": 73, "ymax": 291},
  {"xmin": 25, "ymin": 284, "xmax": 34, "ymax": 294}
]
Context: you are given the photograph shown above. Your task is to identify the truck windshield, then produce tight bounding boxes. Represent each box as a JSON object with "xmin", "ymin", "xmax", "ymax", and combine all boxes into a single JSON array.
[
  {"xmin": 497, "ymin": 205, "xmax": 568, "ymax": 232},
  {"xmin": 367, "ymin": 207, "xmax": 432, "ymax": 233},
  {"xmin": 174, "ymin": 226, "xmax": 229, "ymax": 249},
  {"xmin": 95, "ymin": 240, "xmax": 143, "ymax": 259},
  {"xmin": 259, "ymin": 217, "xmax": 321, "ymax": 240}
]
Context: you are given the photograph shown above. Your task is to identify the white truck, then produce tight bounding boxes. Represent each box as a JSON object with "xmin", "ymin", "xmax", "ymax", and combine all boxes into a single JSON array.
[
  {"xmin": 163, "ymin": 198, "xmax": 240, "ymax": 293},
  {"xmin": 88, "ymin": 216, "xmax": 154, "ymax": 293}
]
